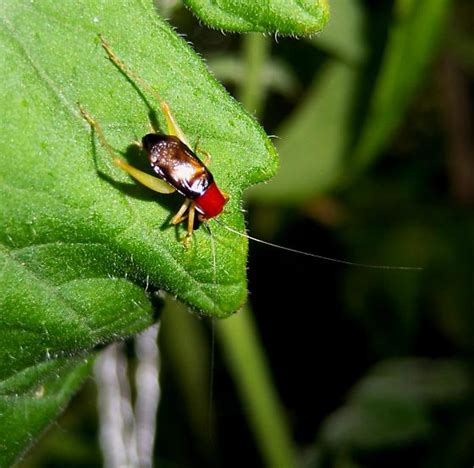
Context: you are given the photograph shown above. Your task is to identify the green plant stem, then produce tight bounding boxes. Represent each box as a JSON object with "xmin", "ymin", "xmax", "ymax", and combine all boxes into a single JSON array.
[
  {"xmin": 351, "ymin": 0, "xmax": 451, "ymax": 173},
  {"xmin": 239, "ymin": 33, "xmax": 270, "ymax": 117},
  {"xmin": 217, "ymin": 306, "xmax": 296, "ymax": 468}
]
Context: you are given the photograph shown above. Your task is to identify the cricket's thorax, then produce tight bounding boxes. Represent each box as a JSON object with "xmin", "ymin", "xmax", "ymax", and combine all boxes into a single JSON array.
[{"xmin": 142, "ymin": 134, "xmax": 213, "ymax": 199}]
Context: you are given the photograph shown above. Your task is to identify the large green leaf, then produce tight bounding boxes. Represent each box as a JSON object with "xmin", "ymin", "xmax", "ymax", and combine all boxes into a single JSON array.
[
  {"xmin": 183, "ymin": 0, "xmax": 330, "ymax": 35},
  {"xmin": 1, "ymin": 0, "xmax": 277, "ymax": 319},
  {"xmin": 0, "ymin": 0, "xmax": 277, "ymax": 461}
]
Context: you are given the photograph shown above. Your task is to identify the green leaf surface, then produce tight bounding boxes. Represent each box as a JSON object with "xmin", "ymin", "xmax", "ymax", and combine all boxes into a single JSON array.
[
  {"xmin": 0, "ymin": 0, "xmax": 277, "ymax": 460},
  {"xmin": 183, "ymin": 0, "xmax": 330, "ymax": 35},
  {"xmin": 0, "ymin": 0, "xmax": 277, "ymax": 317},
  {"xmin": 0, "ymin": 356, "xmax": 93, "ymax": 467}
]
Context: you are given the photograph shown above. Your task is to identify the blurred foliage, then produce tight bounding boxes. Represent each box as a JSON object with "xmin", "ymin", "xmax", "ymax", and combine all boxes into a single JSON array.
[
  {"xmin": 20, "ymin": 0, "xmax": 474, "ymax": 467},
  {"xmin": 248, "ymin": 0, "xmax": 451, "ymax": 201},
  {"xmin": 320, "ymin": 359, "xmax": 469, "ymax": 450}
]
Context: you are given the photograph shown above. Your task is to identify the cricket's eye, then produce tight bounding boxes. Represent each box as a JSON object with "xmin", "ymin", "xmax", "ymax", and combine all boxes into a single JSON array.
[{"xmin": 142, "ymin": 133, "xmax": 160, "ymax": 151}]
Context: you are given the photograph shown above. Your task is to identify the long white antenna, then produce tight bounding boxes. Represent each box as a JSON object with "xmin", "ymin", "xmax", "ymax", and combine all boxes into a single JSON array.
[{"xmin": 214, "ymin": 219, "xmax": 422, "ymax": 271}]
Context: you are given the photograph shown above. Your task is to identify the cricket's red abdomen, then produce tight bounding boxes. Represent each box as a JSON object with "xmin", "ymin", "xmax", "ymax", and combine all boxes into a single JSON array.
[{"xmin": 194, "ymin": 182, "xmax": 227, "ymax": 219}]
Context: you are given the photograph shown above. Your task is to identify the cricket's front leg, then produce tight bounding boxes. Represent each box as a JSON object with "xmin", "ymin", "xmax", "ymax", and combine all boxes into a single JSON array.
[{"xmin": 170, "ymin": 199, "xmax": 196, "ymax": 247}]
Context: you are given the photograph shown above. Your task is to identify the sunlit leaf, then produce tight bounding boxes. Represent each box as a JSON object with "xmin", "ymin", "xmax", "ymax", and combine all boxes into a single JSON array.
[{"xmin": 183, "ymin": 0, "xmax": 330, "ymax": 35}]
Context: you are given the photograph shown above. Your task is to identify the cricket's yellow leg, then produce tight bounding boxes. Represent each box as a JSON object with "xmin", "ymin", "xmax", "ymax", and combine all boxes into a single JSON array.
[
  {"xmin": 113, "ymin": 159, "xmax": 175, "ymax": 194},
  {"xmin": 170, "ymin": 199, "xmax": 191, "ymax": 225},
  {"xmin": 79, "ymin": 105, "xmax": 117, "ymax": 161},
  {"xmin": 183, "ymin": 202, "xmax": 196, "ymax": 247},
  {"xmin": 194, "ymin": 138, "xmax": 212, "ymax": 166},
  {"xmin": 159, "ymin": 101, "xmax": 190, "ymax": 148},
  {"xmin": 100, "ymin": 35, "xmax": 191, "ymax": 147},
  {"xmin": 80, "ymin": 105, "xmax": 175, "ymax": 195},
  {"xmin": 169, "ymin": 199, "xmax": 196, "ymax": 246}
]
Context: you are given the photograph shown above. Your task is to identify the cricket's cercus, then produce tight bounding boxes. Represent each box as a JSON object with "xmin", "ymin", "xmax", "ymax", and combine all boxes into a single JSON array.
[{"xmin": 80, "ymin": 35, "xmax": 228, "ymax": 246}]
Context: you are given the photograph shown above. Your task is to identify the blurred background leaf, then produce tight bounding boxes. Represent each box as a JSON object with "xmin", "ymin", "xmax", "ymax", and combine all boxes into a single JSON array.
[
  {"xmin": 320, "ymin": 358, "xmax": 469, "ymax": 451},
  {"xmin": 351, "ymin": 0, "xmax": 451, "ymax": 174},
  {"xmin": 249, "ymin": 0, "xmax": 452, "ymax": 202}
]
